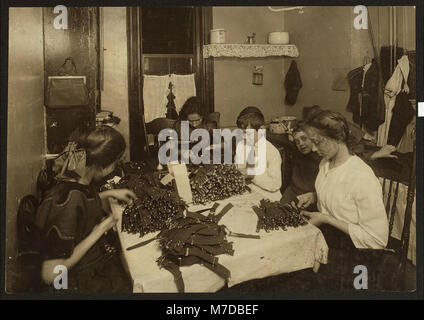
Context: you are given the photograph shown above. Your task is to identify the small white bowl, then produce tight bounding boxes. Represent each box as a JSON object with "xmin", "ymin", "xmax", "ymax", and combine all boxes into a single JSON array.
[{"xmin": 268, "ymin": 32, "xmax": 289, "ymax": 44}]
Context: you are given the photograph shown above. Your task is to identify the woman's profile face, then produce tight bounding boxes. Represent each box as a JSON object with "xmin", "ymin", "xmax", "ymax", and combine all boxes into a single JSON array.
[{"xmin": 304, "ymin": 127, "xmax": 339, "ymax": 160}]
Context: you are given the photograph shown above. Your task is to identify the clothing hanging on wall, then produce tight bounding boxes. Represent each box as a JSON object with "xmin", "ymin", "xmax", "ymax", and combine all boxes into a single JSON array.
[
  {"xmin": 377, "ymin": 55, "xmax": 410, "ymax": 147},
  {"xmin": 379, "ymin": 46, "xmax": 405, "ymax": 85},
  {"xmin": 387, "ymin": 90, "xmax": 414, "ymax": 146},
  {"xmin": 346, "ymin": 59, "xmax": 384, "ymax": 132},
  {"xmin": 284, "ymin": 60, "xmax": 302, "ymax": 105},
  {"xmin": 391, "ymin": 52, "xmax": 415, "ymax": 151},
  {"xmin": 143, "ymin": 74, "xmax": 196, "ymax": 123},
  {"xmin": 346, "ymin": 67, "xmax": 363, "ymax": 124}
]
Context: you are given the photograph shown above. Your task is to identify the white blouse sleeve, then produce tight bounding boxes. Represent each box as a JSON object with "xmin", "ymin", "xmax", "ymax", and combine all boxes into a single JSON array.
[
  {"xmin": 252, "ymin": 144, "xmax": 282, "ymax": 192},
  {"xmin": 347, "ymin": 173, "xmax": 389, "ymax": 249},
  {"xmin": 234, "ymin": 141, "xmax": 246, "ymax": 168}
]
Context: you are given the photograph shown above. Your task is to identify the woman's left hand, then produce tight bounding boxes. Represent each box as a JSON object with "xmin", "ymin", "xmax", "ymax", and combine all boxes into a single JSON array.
[
  {"xmin": 302, "ymin": 211, "xmax": 328, "ymax": 226},
  {"xmin": 102, "ymin": 188, "xmax": 137, "ymax": 204}
]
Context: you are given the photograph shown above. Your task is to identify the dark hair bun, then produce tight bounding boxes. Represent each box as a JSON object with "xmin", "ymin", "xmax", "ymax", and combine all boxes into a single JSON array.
[
  {"xmin": 77, "ymin": 125, "xmax": 126, "ymax": 168},
  {"xmin": 305, "ymin": 110, "xmax": 354, "ymax": 152}
]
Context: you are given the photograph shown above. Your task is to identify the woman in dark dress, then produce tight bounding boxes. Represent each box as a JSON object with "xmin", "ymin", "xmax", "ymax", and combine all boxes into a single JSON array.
[{"xmin": 36, "ymin": 126, "xmax": 136, "ymax": 293}]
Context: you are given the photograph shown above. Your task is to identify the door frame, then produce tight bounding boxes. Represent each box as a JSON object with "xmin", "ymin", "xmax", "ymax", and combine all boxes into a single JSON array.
[{"xmin": 126, "ymin": 6, "xmax": 214, "ymax": 161}]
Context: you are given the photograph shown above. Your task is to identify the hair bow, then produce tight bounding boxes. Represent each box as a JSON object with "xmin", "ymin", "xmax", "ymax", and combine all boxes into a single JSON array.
[{"xmin": 54, "ymin": 142, "xmax": 87, "ymax": 180}]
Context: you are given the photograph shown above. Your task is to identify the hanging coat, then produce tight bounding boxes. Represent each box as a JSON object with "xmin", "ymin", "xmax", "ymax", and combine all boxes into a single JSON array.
[
  {"xmin": 377, "ymin": 55, "xmax": 411, "ymax": 147},
  {"xmin": 346, "ymin": 59, "xmax": 385, "ymax": 132},
  {"xmin": 284, "ymin": 61, "xmax": 302, "ymax": 105}
]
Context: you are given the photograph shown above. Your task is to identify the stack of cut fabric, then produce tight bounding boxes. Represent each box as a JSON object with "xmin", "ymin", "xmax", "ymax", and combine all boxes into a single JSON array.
[
  {"xmin": 252, "ymin": 199, "xmax": 308, "ymax": 233},
  {"xmin": 156, "ymin": 203, "xmax": 235, "ymax": 292}
]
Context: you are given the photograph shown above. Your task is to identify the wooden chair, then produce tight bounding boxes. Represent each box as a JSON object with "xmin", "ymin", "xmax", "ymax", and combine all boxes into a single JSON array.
[
  {"xmin": 14, "ymin": 194, "xmax": 45, "ymax": 293},
  {"xmin": 378, "ymin": 145, "xmax": 416, "ymax": 290},
  {"xmin": 142, "ymin": 116, "xmax": 177, "ymax": 157}
]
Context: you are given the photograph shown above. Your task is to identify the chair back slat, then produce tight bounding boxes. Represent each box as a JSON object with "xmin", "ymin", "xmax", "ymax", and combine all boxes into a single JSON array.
[
  {"xmin": 388, "ymin": 181, "xmax": 400, "ymax": 237},
  {"xmin": 398, "ymin": 147, "xmax": 416, "ymax": 289},
  {"xmin": 382, "ymin": 178, "xmax": 386, "ymax": 195},
  {"xmin": 385, "ymin": 179, "xmax": 393, "ymax": 219}
]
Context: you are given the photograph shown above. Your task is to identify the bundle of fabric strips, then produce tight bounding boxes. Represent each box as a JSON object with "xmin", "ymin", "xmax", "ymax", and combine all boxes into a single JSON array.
[
  {"xmin": 114, "ymin": 165, "xmax": 187, "ymax": 237},
  {"xmin": 126, "ymin": 202, "xmax": 260, "ymax": 292},
  {"xmin": 189, "ymin": 164, "xmax": 247, "ymax": 204},
  {"xmin": 252, "ymin": 199, "xmax": 308, "ymax": 233}
]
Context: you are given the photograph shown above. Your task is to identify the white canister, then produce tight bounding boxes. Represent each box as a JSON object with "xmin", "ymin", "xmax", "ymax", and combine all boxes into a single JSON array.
[
  {"xmin": 268, "ymin": 32, "xmax": 289, "ymax": 44},
  {"xmin": 210, "ymin": 29, "xmax": 226, "ymax": 44}
]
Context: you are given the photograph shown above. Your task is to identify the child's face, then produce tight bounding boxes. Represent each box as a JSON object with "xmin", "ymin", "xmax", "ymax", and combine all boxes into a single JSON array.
[{"xmin": 293, "ymin": 131, "xmax": 313, "ymax": 154}]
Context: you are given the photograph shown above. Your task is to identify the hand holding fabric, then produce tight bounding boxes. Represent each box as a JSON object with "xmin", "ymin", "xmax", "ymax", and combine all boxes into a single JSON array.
[
  {"xmin": 296, "ymin": 192, "xmax": 317, "ymax": 209},
  {"xmin": 302, "ymin": 211, "xmax": 328, "ymax": 226}
]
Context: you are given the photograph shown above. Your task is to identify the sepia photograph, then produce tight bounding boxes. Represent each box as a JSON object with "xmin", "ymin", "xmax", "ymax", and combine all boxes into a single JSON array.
[{"xmin": 3, "ymin": 2, "xmax": 420, "ymax": 299}]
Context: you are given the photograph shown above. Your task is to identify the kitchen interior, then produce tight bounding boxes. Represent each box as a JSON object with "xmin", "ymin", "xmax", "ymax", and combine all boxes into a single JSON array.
[{"xmin": 6, "ymin": 6, "xmax": 417, "ymax": 293}]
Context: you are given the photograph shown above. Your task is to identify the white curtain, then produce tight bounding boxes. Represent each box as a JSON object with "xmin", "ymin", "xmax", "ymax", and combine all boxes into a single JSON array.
[
  {"xmin": 143, "ymin": 75, "xmax": 170, "ymax": 123},
  {"xmin": 143, "ymin": 74, "xmax": 196, "ymax": 123},
  {"xmin": 171, "ymin": 74, "xmax": 197, "ymax": 112}
]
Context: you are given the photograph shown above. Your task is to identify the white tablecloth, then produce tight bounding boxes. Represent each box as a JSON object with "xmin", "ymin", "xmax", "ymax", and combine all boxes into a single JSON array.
[{"xmin": 112, "ymin": 189, "xmax": 328, "ymax": 293}]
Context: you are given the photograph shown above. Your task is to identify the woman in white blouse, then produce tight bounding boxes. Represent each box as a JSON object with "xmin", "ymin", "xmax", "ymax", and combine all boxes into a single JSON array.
[
  {"xmin": 234, "ymin": 107, "xmax": 282, "ymax": 202},
  {"xmin": 297, "ymin": 110, "xmax": 389, "ymax": 289},
  {"xmin": 297, "ymin": 110, "xmax": 388, "ymax": 249}
]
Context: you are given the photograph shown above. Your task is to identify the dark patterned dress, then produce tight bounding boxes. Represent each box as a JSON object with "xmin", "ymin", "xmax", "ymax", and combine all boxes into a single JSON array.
[{"xmin": 35, "ymin": 181, "xmax": 132, "ymax": 293}]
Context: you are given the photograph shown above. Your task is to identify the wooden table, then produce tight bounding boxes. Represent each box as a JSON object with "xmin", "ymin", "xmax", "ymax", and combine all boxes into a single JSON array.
[{"xmin": 112, "ymin": 188, "xmax": 328, "ymax": 293}]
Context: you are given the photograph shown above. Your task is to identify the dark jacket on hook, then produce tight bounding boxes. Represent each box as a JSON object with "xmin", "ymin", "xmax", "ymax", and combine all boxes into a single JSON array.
[
  {"xmin": 284, "ymin": 61, "xmax": 302, "ymax": 106},
  {"xmin": 346, "ymin": 59, "xmax": 385, "ymax": 132}
]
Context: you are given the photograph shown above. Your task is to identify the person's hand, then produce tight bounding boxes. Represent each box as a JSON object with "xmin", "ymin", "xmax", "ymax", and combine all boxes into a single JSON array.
[
  {"xmin": 370, "ymin": 145, "xmax": 398, "ymax": 160},
  {"xmin": 301, "ymin": 211, "xmax": 328, "ymax": 226},
  {"xmin": 104, "ymin": 188, "xmax": 137, "ymax": 204},
  {"xmin": 296, "ymin": 192, "xmax": 317, "ymax": 209}
]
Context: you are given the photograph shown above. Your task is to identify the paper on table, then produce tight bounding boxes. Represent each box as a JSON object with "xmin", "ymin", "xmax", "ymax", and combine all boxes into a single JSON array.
[
  {"xmin": 168, "ymin": 162, "xmax": 193, "ymax": 204},
  {"xmin": 160, "ymin": 173, "xmax": 174, "ymax": 185}
]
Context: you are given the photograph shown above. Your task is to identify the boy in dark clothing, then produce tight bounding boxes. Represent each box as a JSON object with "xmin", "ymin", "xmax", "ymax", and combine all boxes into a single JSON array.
[{"xmin": 280, "ymin": 125, "xmax": 321, "ymax": 205}]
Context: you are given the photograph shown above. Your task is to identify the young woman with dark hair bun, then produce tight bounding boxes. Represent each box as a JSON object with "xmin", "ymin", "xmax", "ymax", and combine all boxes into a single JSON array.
[{"xmin": 36, "ymin": 126, "xmax": 136, "ymax": 293}]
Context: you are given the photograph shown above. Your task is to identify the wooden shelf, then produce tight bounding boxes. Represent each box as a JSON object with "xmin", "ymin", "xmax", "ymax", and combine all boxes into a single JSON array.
[{"xmin": 203, "ymin": 44, "xmax": 299, "ymax": 58}]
